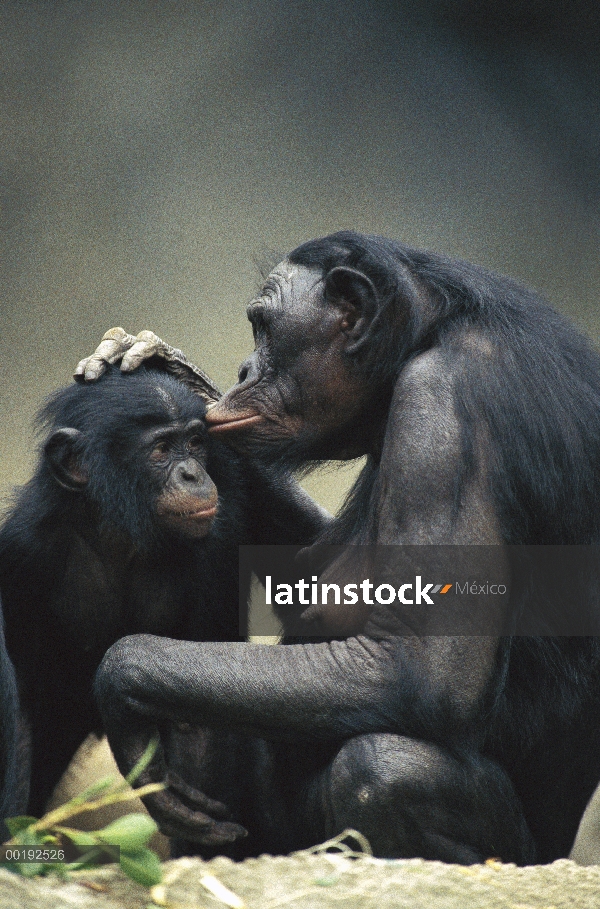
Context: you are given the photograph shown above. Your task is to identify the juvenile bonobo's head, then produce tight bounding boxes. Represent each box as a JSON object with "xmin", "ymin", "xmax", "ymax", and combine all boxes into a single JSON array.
[
  {"xmin": 205, "ymin": 230, "xmax": 429, "ymax": 464},
  {"xmin": 41, "ymin": 367, "xmax": 219, "ymax": 548}
]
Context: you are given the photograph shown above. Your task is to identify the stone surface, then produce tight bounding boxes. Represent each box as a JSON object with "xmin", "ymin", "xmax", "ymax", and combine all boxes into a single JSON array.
[
  {"xmin": 570, "ymin": 782, "xmax": 600, "ymax": 866},
  {"xmin": 2, "ymin": 852, "xmax": 600, "ymax": 908}
]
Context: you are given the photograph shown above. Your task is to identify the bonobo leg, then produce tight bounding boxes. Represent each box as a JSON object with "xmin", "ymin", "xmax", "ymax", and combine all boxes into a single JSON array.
[
  {"xmin": 96, "ymin": 636, "xmax": 533, "ymax": 858},
  {"xmin": 297, "ymin": 734, "xmax": 536, "ymax": 864},
  {"xmin": 165, "ymin": 732, "xmax": 536, "ymax": 863},
  {"xmin": 165, "ymin": 730, "xmax": 337, "ymax": 859}
]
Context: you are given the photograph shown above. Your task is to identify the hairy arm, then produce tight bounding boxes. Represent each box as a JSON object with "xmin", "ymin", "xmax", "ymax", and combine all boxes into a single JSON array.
[
  {"xmin": 95, "ymin": 346, "xmax": 508, "ymax": 840},
  {"xmin": 363, "ymin": 348, "xmax": 507, "ymax": 709}
]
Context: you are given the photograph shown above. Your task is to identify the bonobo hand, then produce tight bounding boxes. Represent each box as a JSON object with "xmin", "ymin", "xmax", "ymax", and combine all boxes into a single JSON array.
[
  {"xmin": 110, "ymin": 724, "xmax": 247, "ymax": 845},
  {"xmin": 74, "ymin": 327, "xmax": 221, "ymax": 403}
]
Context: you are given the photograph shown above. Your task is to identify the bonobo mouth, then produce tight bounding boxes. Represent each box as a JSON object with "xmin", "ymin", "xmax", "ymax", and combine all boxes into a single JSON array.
[
  {"xmin": 177, "ymin": 505, "xmax": 218, "ymax": 520},
  {"xmin": 205, "ymin": 412, "xmax": 264, "ymax": 434},
  {"xmin": 160, "ymin": 500, "xmax": 219, "ymax": 538}
]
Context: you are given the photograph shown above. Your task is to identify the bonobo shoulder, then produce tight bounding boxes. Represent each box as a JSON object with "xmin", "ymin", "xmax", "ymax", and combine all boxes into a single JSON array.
[
  {"xmin": 400, "ymin": 348, "xmax": 446, "ymax": 384},
  {"xmin": 393, "ymin": 348, "xmax": 455, "ymax": 414},
  {"xmin": 394, "ymin": 328, "xmax": 493, "ymax": 406}
]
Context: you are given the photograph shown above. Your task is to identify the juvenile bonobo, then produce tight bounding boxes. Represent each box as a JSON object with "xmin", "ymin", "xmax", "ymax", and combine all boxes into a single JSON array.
[
  {"xmin": 0, "ymin": 366, "xmax": 327, "ymax": 817},
  {"xmin": 89, "ymin": 231, "xmax": 600, "ymax": 864}
]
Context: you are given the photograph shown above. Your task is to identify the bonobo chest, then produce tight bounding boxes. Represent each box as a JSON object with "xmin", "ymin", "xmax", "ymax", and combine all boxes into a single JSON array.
[{"xmin": 52, "ymin": 532, "xmax": 192, "ymax": 652}]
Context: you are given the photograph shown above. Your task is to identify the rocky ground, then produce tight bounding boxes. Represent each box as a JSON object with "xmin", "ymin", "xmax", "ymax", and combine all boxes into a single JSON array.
[
  {"xmin": 2, "ymin": 849, "xmax": 600, "ymax": 909},
  {"xmin": 4, "ymin": 733, "xmax": 599, "ymax": 908}
]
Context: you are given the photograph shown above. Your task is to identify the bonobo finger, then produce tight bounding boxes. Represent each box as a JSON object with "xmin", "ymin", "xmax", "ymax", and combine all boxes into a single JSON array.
[
  {"xmin": 165, "ymin": 770, "xmax": 230, "ymax": 819},
  {"xmin": 144, "ymin": 789, "xmax": 247, "ymax": 844},
  {"xmin": 120, "ymin": 331, "xmax": 166, "ymax": 372},
  {"xmin": 92, "ymin": 331, "xmax": 138, "ymax": 366},
  {"xmin": 196, "ymin": 825, "xmax": 249, "ymax": 847},
  {"xmin": 77, "ymin": 355, "xmax": 110, "ymax": 382},
  {"xmin": 159, "ymin": 817, "xmax": 248, "ymax": 846},
  {"xmin": 73, "ymin": 356, "xmax": 92, "ymax": 382},
  {"xmin": 74, "ymin": 327, "xmax": 137, "ymax": 382}
]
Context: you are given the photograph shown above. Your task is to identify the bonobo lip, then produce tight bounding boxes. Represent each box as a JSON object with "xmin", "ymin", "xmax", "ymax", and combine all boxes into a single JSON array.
[
  {"xmin": 178, "ymin": 504, "xmax": 218, "ymax": 521},
  {"xmin": 162, "ymin": 503, "xmax": 218, "ymax": 523},
  {"xmin": 206, "ymin": 413, "xmax": 264, "ymax": 434},
  {"xmin": 165, "ymin": 502, "xmax": 218, "ymax": 538}
]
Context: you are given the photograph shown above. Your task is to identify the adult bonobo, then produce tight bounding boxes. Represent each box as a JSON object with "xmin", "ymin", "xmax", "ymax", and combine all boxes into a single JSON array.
[
  {"xmin": 0, "ymin": 365, "xmax": 326, "ymax": 818},
  {"xmin": 88, "ymin": 231, "xmax": 600, "ymax": 863}
]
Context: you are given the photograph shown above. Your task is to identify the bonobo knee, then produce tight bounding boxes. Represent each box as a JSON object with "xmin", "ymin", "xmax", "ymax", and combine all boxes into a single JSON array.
[
  {"xmin": 330, "ymin": 733, "xmax": 438, "ymax": 812},
  {"xmin": 326, "ymin": 733, "xmax": 535, "ymax": 863},
  {"xmin": 326, "ymin": 734, "xmax": 443, "ymax": 858}
]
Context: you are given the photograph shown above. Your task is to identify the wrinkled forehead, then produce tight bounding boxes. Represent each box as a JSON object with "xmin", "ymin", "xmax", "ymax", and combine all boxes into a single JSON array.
[
  {"xmin": 270, "ymin": 259, "xmax": 299, "ymax": 285},
  {"xmin": 250, "ymin": 260, "xmax": 322, "ymax": 311}
]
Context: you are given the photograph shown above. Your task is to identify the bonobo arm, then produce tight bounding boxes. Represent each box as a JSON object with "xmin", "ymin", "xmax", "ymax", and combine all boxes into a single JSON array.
[
  {"xmin": 74, "ymin": 327, "xmax": 221, "ymax": 403},
  {"xmin": 246, "ymin": 466, "xmax": 331, "ymax": 546},
  {"xmin": 96, "ymin": 631, "xmax": 500, "ymax": 842},
  {"xmin": 97, "ymin": 633, "xmax": 498, "ymax": 744},
  {"xmin": 95, "ymin": 347, "xmax": 509, "ymax": 842}
]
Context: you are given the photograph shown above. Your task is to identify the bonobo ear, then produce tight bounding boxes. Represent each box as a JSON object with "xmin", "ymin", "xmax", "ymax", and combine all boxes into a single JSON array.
[
  {"xmin": 324, "ymin": 266, "xmax": 377, "ymax": 354},
  {"xmin": 44, "ymin": 428, "xmax": 89, "ymax": 491}
]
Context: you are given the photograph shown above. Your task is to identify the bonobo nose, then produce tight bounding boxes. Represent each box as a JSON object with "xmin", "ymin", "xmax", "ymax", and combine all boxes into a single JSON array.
[
  {"xmin": 205, "ymin": 354, "xmax": 264, "ymax": 432},
  {"xmin": 177, "ymin": 459, "xmax": 201, "ymax": 483},
  {"xmin": 237, "ymin": 355, "xmax": 260, "ymax": 386}
]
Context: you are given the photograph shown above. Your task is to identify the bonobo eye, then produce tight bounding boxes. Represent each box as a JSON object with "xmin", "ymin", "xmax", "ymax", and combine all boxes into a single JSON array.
[
  {"xmin": 247, "ymin": 304, "xmax": 270, "ymax": 346},
  {"xmin": 150, "ymin": 440, "xmax": 171, "ymax": 462},
  {"xmin": 187, "ymin": 435, "xmax": 206, "ymax": 453}
]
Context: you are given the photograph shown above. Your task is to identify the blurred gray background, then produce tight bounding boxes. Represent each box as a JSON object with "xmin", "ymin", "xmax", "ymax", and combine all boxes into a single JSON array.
[
  {"xmin": 1, "ymin": 0, "xmax": 599, "ymax": 513},
  {"xmin": 2, "ymin": 0, "xmax": 600, "ymax": 859}
]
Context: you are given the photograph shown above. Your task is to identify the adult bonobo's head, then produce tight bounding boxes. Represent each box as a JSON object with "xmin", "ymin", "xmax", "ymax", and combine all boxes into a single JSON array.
[
  {"xmin": 41, "ymin": 366, "xmax": 219, "ymax": 548},
  {"xmin": 206, "ymin": 231, "xmax": 434, "ymax": 463}
]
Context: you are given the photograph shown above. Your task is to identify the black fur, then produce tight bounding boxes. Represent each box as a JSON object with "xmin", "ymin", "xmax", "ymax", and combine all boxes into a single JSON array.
[
  {"xmin": 288, "ymin": 232, "xmax": 600, "ymax": 859},
  {"xmin": 0, "ymin": 367, "xmax": 326, "ymax": 815},
  {"xmin": 290, "ymin": 231, "xmax": 600, "ymax": 544},
  {"xmin": 0, "ymin": 597, "xmax": 25, "ymax": 836},
  {"xmin": 93, "ymin": 232, "xmax": 600, "ymax": 864}
]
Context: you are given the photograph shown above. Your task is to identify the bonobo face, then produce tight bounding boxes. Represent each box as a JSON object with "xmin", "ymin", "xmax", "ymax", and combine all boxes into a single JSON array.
[
  {"xmin": 45, "ymin": 417, "xmax": 218, "ymax": 542},
  {"xmin": 141, "ymin": 419, "xmax": 218, "ymax": 539},
  {"xmin": 206, "ymin": 261, "xmax": 374, "ymax": 460}
]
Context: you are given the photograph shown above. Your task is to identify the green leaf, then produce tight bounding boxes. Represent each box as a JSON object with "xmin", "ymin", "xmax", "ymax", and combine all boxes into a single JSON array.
[
  {"xmin": 97, "ymin": 814, "xmax": 157, "ymax": 851},
  {"xmin": 4, "ymin": 816, "xmax": 38, "ymax": 837},
  {"xmin": 63, "ymin": 830, "xmax": 99, "ymax": 847},
  {"xmin": 119, "ymin": 847, "xmax": 162, "ymax": 887},
  {"xmin": 48, "ymin": 862, "xmax": 68, "ymax": 880},
  {"xmin": 18, "ymin": 862, "xmax": 44, "ymax": 877},
  {"xmin": 125, "ymin": 735, "xmax": 160, "ymax": 786},
  {"xmin": 65, "ymin": 846, "xmax": 109, "ymax": 870},
  {"xmin": 19, "ymin": 828, "xmax": 45, "ymax": 847}
]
